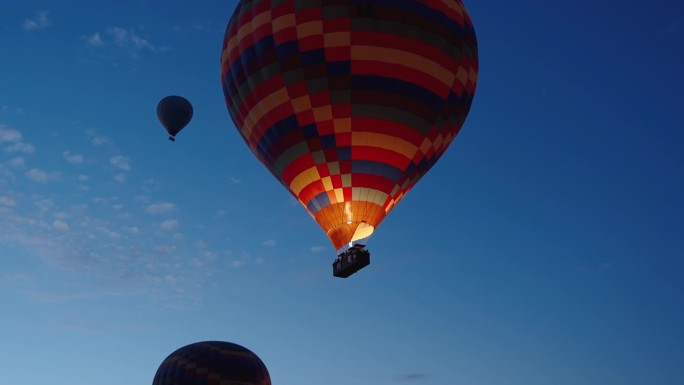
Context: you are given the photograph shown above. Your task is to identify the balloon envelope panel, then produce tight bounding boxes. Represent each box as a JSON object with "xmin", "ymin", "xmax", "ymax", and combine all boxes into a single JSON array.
[
  {"xmin": 221, "ymin": 0, "xmax": 478, "ymax": 250},
  {"xmin": 152, "ymin": 341, "xmax": 271, "ymax": 385}
]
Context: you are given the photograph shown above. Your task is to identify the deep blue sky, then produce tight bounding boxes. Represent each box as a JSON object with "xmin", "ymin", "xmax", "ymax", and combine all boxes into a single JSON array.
[{"xmin": 1, "ymin": 1, "xmax": 682, "ymax": 384}]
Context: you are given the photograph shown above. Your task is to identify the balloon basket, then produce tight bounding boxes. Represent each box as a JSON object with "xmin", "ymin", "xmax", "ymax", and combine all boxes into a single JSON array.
[{"xmin": 332, "ymin": 244, "xmax": 370, "ymax": 278}]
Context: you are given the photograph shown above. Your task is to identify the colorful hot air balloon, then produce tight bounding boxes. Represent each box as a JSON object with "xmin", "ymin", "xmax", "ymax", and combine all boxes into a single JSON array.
[
  {"xmin": 157, "ymin": 95, "xmax": 193, "ymax": 141},
  {"xmin": 152, "ymin": 341, "xmax": 271, "ymax": 385},
  {"xmin": 221, "ymin": 1, "xmax": 478, "ymax": 254}
]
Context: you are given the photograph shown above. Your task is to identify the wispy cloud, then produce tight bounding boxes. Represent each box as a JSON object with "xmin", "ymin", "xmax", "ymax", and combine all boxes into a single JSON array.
[
  {"xmin": 8, "ymin": 156, "xmax": 25, "ymax": 167},
  {"xmin": 110, "ymin": 155, "xmax": 131, "ymax": 171},
  {"xmin": 23, "ymin": 11, "xmax": 51, "ymax": 31},
  {"xmin": 5, "ymin": 142, "xmax": 35, "ymax": 154},
  {"xmin": 0, "ymin": 196, "xmax": 16, "ymax": 207},
  {"xmin": 114, "ymin": 173, "xmax": 127, "ymax": 184},
  {"xmin": 0, "ymin": 124, "xmax": 243, "ymax": 307},
  {"xmin": 87, "ymin": 32, "xmax": 104, "ymax": 47},
  {"xmin": 0, "ymin": 125, "xmax": 22, "ymax": 142},
  {"xmin": 309, "ymin": 246, "xmax": 326, "ymax": 252},
  {"xmin": 1, "ymin": 127, "xmax": 35, "ymax": 154},
  {"xmin": 25, "ymin": 168, "xmax": 60, "ymax": 183},
  {"xmin": 160, "ymin": 219, "xmax": 180, "ymax": 231},
  {"xmin": 146, "ymin": 202, "xmax": 176, "ymax": 215},
  {"xmin": 85, "ymin": 27, "xmax": 168, "ymax": 58},
  {"xmin": 87, "ymin": 130, "xmax": 110, "ymax": 146},
  {"xmin": 262, "ymin": 239, "xmax": 277, "ymax": 247},
  {"xmin": 52, "ymin": 220, "xmax": 70, "ymax": 231},
  {"xmin": 63, "ymin": 151, "xmax": 84, "ymax": 165}
]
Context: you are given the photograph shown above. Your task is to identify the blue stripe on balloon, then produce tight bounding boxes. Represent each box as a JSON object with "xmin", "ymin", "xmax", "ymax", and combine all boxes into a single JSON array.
[
  {"xmin": 307, "ymin": 192, "xmax": 331, "ymax": 214},
  {"xmin": 255, "ymin": 114, "xmax": 300, "ymax": 162},
  {"xmin": 352, "ymin": 160, "xmax": 403, "ymax": 182},
  {"xmin": 351, "ymin": 75, "xmax": 443, "ymax": 111}
]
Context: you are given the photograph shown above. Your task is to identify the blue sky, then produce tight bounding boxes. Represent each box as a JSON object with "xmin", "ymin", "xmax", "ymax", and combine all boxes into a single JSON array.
[{"xmin": 1, "ymin": 1, "xmax": 683, "ymax": 384}]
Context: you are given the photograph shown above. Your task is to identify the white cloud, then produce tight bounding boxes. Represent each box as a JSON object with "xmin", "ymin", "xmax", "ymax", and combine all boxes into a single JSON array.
[
  {"xmin": 86, "ymin": 32, "xmax": 104, "ymax": 47},
  {"xmin": 108, "ymin": 27, "xmax": 128, "ymax": 45},
  {"xmin": 23, "ymin": 11, "xmax": 51, "ymax": 31},
  {"xmin": 87, "ymin": 27, "xmax": 166, "ymax": 56},
  {"xmin": 25, "ymin": 168, "xmax": 59, "ymax": 183},
  {"xmin": 123, "ymin": 226, "xmax": 139, "ymax": 234},
  {"xmin": 92, "ymin": 197, "xmax": 108, "ymax": 205},
  {"xmin": 110, "ymin": 155, "xmax": 131, "ymax": 170},
  {"xmin": 130, "ymin": 34, "xmax": 156, "ymax": 51},
  {"xmin": 0, "ymin": 125, "xmax": 22, "ymax": 142},
  {"xmin": 5, "ymin": 142, "xmax": 35, "ymax": 154},
  {"xmin": 91, "ymin": 135, "xmax": 109, "ymax": 146},
  {"xmin": 230, "ymin": 177, "xmax": 241, "ymax": 184},
  {"xmin": 63, "ymin": 151, "xmax": 84, "ymax": 164},
  {"xmin": 202, "ymin": 251, "xmax": 217, "ymax": 260},
  {"xmin": 52, "ymin": 220, "xmax": 70, "ymax": 231},
  {"xmin": 8, "ymin": 156, "xmax": 25, "ymax": 167},
  {"xmin": 160, "ymin": 219, "xmax": 179, "ymax": 231},
  {"xmin": 0, "ymin": 196, "xmax": 16, "ymax": 207},
  {"xmin": 262, "ymin": 239, "xmax": 277, "ymax": 247},
  {"xmin": 77, "ymin": 174, "xmax": 89, "ymax": 181},
  {"xmin": 310, "ymin": 246, "xmax": 326, "ymax": 252},
  {"xmin": 155, "ymin": 244, "xmax": 176, "ymax": 253},
  {"xmin": 146, "ymin": 202, "xmax": 176, "ymax": 214},
  {"xmin": 114, "ymin": 173, "xmax": 127, "ymax": 183},
  {"xmin": 34, "ymin": 198, "xmax": 53, "ymax": 211},
  {"xmin": 108, "ymin": 27, "xmax": 159, "ymax": 52}
]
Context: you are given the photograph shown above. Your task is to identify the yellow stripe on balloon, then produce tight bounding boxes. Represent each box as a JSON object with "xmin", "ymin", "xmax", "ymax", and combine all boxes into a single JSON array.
[{"xmin": 289, "ymin": 166, "xmax": 321, "ymax": 195}]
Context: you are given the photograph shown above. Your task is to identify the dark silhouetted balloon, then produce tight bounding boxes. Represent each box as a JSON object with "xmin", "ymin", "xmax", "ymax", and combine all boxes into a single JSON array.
[
  {"xmin": 157, "ymin": 95, "xmax": 193, "ymax": 141},
  {"xmin": 152, "ymin": 341, "xmax": 271, "ymax": 385}
]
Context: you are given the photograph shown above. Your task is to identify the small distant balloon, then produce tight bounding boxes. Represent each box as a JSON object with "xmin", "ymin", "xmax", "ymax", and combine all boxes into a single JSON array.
[
  {"xmin": 152, "ymin": 341, "xmax": 271, "ymax": 385},
  {"xmin": 157, "ymin": 95, "xmax": 193, "ymax": 141}
]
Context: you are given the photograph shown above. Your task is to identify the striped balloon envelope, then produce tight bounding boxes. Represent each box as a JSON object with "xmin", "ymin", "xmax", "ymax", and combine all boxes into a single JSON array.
[
  {"xmin": 152, "ymin": 341, "xmax": 271, "ymax": 385},
  {"xmin": 221, "ymin": 0, "xmax": 478, "ymax": 252}
]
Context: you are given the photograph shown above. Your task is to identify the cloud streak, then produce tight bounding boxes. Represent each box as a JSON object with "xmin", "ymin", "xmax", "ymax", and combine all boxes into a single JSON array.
[
  {"xmin": 110, "ymin": 155, "xmax": 131, "ymax": 171},
  {"xmin": 23, "ymin": 11, "xmax": 51, "ymax": 31},
  {"xmin": 146, "ymin": 202, "xmax": 176, "ymax": 215},
  {"xmin": 25, "ymin": 168, "xmax": 60, "ymax": 183},
  {"xmin": 160, "ymin": 219, "xmax": 180, "ymax": 231},
  {"xmin": 0, "ymin": 125, "xmax": 22, "ymax": 142},
  {"xmin": 63, "ymin": 151, "xmax": 84, "ymax": 165},
  {"xmin": 85, "ymin": 27, "xmax": 168, "ymax": 58}
]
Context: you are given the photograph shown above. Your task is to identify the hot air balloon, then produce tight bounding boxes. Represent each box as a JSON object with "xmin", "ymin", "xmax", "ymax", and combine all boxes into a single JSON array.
[
  {"xmin": 157, "ymin": 95, "xmax": 193, "ymax": 141},
  {"xmin": 220, "ymin": 0, "xmax": 478, "ymax": 276},
  {"xmin": 152, "ymin": 341, "xmax": 271, "ymax": 385}
]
